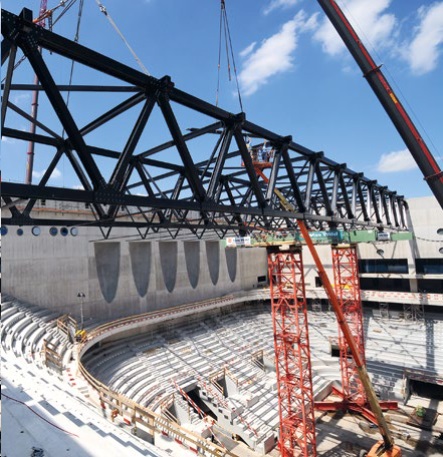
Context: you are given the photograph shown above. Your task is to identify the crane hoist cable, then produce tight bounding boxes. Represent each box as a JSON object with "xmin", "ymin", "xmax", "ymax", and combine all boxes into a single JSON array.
[
  {"xmin": 52, "ymin": 0, "xmax": 79, "ymax": 26},
  {"xmin": 65, "ymin": 0, "xmax": 85, "ymax": 113},
  {"xmin": 216, "ymin": 0, "xmax": 244, "ymax": 112},
  {"xmin": 33, "ymin": 0, "xmax": 77, "ymax": 27},
  {"xmin": 94, "ymin": 0, "xmax": 150, "ymax": 75}
]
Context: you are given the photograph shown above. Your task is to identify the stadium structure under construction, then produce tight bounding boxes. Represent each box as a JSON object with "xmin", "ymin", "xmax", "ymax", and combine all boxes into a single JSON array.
[
  {"xmin": 1, "ymin": 195, "xmax": 443, "ymax": 456},
  {"xmin": 1, "ymin": 3, "xmax": 443, "ymax": 456}
]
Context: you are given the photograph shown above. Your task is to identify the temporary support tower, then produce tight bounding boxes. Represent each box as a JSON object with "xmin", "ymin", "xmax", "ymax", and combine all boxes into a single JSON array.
[
  {"xmin": 332, "ymin": 245, "xmax": 367, "ymax": 405},
  {"xmin": 268, "ymin": 247, "xmax": 317, "ymax": 457},
  {"xmin": 316, "ymin": 244, "xmax": 398, "ymax": 421}
]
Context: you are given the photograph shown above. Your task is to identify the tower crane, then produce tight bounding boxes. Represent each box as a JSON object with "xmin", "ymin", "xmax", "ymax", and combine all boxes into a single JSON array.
[{"xmin": 317, "ymin": 0, "xmax": 443, "ymax": 210}]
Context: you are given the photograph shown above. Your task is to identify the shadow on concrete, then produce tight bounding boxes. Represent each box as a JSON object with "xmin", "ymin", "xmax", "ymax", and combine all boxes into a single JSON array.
[
  {"xmin": 184, "ymin": 241, "xmax": 200, "ymax": 289},
  {"xmin": 225, "ymin": 247, "xmax": 237, "ymax": 283},
  {"xmin": 206, "ymin": 241, "xmax": 220, "ymax": 285},
  {"xmin": 94, "ymin": 242, "xmax": 120, "ymax": 303},
  {"xmin": 129, "ymin": 241, "xmax": 151, "ymax": 297},
  {"xmin": 159, "ymin": 242, "xmax": 177, "ymax": 293}
]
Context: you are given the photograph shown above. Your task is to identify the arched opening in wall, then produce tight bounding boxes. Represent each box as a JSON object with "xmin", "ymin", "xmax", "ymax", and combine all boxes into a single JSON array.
[
  {"xmin": 159, "ymin": 242, "xmax": 178, "ymax": 293},
  {"xmin": 94, "ymin": 242, "xmax": 120, "ymax": 303},
  {"xmin": 206, "ymin": 241, "xmax": 220, "ymax": 285},
  {"xmin": 129, "ymin": 242, "xmax": 151, "ymax": 297},
  {"xmin": 184, "ymin": 241, "xmax": 200, "ymax": 289}
]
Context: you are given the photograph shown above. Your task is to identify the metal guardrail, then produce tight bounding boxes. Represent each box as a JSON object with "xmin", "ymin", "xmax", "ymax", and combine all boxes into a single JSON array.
[
  {"xmin": 80, "ymin": 291, "xmax": 270, "ymax": 354},
  {"xmin": 76, "ymin": 293, "xmax": 271, "ymax": 456},
  {"xmin": 77, "ymin": 361, "xmax": 237, "ymax": 456}
]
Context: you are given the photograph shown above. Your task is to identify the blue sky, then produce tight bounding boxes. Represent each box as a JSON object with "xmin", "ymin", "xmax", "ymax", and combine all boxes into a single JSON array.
[{"xmin": 2, "ymin": 0, "xmax": 443, "ymax": 201}]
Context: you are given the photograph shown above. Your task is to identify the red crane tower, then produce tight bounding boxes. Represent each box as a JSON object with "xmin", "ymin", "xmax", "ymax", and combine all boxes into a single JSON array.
[
  {"xmin": 268, "ymin": 247, "xmax": 317, "ymax": 457},
  {"xmin": 332, "ymin": 245, "xmax": 367, "ymax": 406},
  {"xmin": 25, "ymin": 0, "xmax": 48, "ymax": 185}
]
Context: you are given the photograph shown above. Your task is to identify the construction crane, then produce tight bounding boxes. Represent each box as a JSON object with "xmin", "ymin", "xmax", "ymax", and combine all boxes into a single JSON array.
[
  {"xmin": 25, "ymin": 0, "xmax": 48, "ymax": 184},
  {"xmin": 316, "ymin": 0, "xmax": 443, "ymax": 210}
]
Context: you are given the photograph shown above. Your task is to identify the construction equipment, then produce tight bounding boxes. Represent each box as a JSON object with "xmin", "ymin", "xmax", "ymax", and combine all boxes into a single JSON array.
[
  {"xmin": 317, "ymin": 0, "xmax": 443, "ymax": 210},
  {"xmin": 25, "ymin": 0, "xmax": 47, "ymax": 184},
  {"xmin": 252, "ymin": 163, "xmax": 402, "ymax": 455},
  {"xmin": 299, "ymin": 219, "xmax": 402, "ymax": 457}
]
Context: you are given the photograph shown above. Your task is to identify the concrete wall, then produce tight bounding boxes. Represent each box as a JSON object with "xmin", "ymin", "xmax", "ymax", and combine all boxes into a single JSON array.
[
  {"xmin": 2, "ymin": 225, "xmax": 268, "ymax": 322},
  {"xmin": 300, "ymin": 196, "xmax": 443, "ymax": 293},
  {"xmin": 2, "ymin": 196, "xmax": 441, "ymax": 319}
]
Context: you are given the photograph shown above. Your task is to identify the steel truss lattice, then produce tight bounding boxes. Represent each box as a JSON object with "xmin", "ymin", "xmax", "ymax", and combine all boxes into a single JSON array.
[
  {"xmin": 268, "ymin": 248, "xmax": 317, "ymax": 457},
  {"xmin": 1, "ymin": 7, "xmax": 410, "ymax": 238},
  {"xmin": 332, "ymin": 245, "xmax": 367, "ymax": 405}
]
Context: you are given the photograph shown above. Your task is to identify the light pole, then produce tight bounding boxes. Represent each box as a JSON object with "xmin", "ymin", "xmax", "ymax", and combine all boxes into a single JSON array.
[{"xmin": 77, "ymin": 292, "xmax": 85, "ymax": 329}]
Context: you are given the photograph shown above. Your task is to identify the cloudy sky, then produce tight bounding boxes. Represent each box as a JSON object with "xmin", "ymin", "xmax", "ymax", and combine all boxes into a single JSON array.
[{"xmin": 2, "ymin": 0, "xmax": 443, "ymax": 200}]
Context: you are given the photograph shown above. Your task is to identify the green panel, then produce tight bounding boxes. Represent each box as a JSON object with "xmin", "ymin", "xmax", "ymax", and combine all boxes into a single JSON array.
[
  {"xmin": 223, "ymin": 230, "xmax": 413, "ymax": 248},
  {"xmin": 303, "ymin": 230, "xmax": 344, "ymax": 244},
  {"xmin": 348, "ymin": 230, "xmax": 376, "ymax": 243},
  {"xmin": 391, "ymin": 232, "xmax": 414, "ymax": 241}
]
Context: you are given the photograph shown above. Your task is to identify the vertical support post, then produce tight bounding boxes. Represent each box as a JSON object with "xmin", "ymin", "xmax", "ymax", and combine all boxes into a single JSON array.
[
  {"xmin": 268, "ymin": 247, "xmax": 317, "ymax": 457},
  {"xmin": 77, "ymin": 292, "xmax": 85, "ymax": 329},
  {"xmin": 332, "ymin": 245, "xmax": 367, "ymax": 405}
]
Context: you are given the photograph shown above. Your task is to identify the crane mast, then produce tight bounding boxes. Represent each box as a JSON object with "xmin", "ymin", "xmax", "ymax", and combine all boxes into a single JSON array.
[
  {"xmin": 317, "ymin": 0, "xmax": 443, "ymax": 210},
  {"xmin": 25, "ymin": 0, "xmax": 48, "ymax": 185}
]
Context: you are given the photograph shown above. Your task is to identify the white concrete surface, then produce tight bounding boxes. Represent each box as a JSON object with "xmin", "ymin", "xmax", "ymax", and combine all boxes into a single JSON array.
[{"xmin": 1, "ymin": 349, "xmax": 170, "ymax": 457}]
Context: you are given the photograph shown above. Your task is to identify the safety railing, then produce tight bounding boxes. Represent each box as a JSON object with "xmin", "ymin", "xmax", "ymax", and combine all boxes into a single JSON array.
[
  {"xmin": 77, "ymin": 360, "xmax": 237, "ymax": 456},
  {"xmin": 81, "ymin": 291, "xmax": 270, "ymax": 356},
  {"xmin": 56, "ymin": 314, "xmax": 77, "ymax": 339}
]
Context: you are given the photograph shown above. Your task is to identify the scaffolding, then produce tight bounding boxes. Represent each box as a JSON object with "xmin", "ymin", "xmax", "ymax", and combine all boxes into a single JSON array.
[
  {"xmin": 268, "ymin": 247, "xmax": 317, "ymax": 457},
  {"xmin": 332, "ymin": 245, "xmax": 367, "ymax": 406},
  {"xmin": 403, "ymin": 302, "xmax": 424, "ymax": 322}
]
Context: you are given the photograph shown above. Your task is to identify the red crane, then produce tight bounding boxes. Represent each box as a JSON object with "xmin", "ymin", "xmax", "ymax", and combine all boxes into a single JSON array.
[
  {"xmin": 317, "ymin": 0, "xmax": 443, "ymax": 210},
  {"xmin": 25, "ymin": 0, "xmax": 48, "ymax": 185}
]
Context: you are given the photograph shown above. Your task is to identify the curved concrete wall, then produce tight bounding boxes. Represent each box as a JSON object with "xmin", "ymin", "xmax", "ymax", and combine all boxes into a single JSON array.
[
  {"xmin": 3, "ymin": 196, "xmax": 440, "ymax": 320},
  {"xmin": 2, "ymin": 226, "xmax": 268, "ymax": 322}
]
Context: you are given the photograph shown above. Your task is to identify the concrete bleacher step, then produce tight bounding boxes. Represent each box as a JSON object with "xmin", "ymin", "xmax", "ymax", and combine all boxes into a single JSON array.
[{"xmin": 4, "ymin": 296, "xmax": 438, "ymax": 455}]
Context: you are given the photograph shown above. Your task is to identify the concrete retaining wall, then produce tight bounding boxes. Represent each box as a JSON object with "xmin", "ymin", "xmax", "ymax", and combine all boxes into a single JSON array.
[{"xmin": 2, "ymin": 226, "xmax": 268, "ymax": 322}]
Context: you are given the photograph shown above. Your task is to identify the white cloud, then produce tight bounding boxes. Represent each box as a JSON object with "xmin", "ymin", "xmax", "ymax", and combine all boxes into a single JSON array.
[
  {"xmin": 73, "ymin": 184, "xmax": 84, "ymax": 190},
  {"xmin": 377, "ymin": 149, "xmax": 417, "ymax": 173},
  {"xmin": 402, "ymin": 2, "xmax": 443, "ymax": 75},
  {"xmin": 264, "ymin": 0, "xmax": 299, "ymax": 16},
  {"xmin": 313, "ymin": 0, "xmax": 396, "ymax": 57},
  {"xmin": 239, "ymin": 42, "xmax": 257, "ymax": 58},
  {"xmin": 32, "ymin": 167, "xmax": 62, "ymax": 180},
  {"xmin": 1, "ymin": 136, "xmax": 15, "ymax": 144},
  {"xmin": 13, "ymin": 93, "xmax": 30, "ymax": 106},
  {"xmin": 238, "ymin": 11, "xmax": 317, "ymax": 96}
]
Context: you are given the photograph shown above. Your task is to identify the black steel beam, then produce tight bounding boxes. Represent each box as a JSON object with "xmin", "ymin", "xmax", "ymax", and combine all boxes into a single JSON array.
[
  {"xmin": 157, "ymin": 92, "xmax": 207, "ymax": 203},
  {"xmin": 0, "ymin": 8, "xmax": 410, "ymax": 236},
  {"xmin": 1, "ymin": 42, "xmax": 16, "ymax": 131}
]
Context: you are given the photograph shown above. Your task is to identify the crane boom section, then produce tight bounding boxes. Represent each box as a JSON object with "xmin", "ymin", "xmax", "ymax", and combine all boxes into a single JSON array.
[{"xmin": 317, "ymin": 0, "xmax": 443, "ymax": 209}]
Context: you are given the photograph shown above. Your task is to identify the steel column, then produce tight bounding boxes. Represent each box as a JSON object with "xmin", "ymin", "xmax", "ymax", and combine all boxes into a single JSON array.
[{"xmin": 268, "ymin": 248, "xmax": 317, "ymax": 457}]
